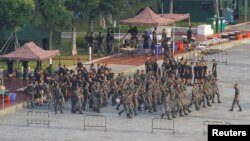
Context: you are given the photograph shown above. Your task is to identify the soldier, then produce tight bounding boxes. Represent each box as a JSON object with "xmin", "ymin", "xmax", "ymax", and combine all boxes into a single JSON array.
[
  {"xmin": 147, "ymin": 79, "xmax": 154, "ymax": 113},
  {"xmin": 94, "ymin": 84, "xmax": 101, "ymax": 113},
  {"xmin": 161, "ymin": 81, "xmax": 172, "ymax": 120},
  {"xmin": 118, "ymin": 90, "xmax": 131, "ymax": 118},
  {"xmin": 81, "ymin": 82, "xmax": 90, "ymax": 111},
  {"xmin": 25, "ymin": 81, "xmax": 35, "ymax": 108},
  {"xmin": 229, "ymin": 83, "xmax": 242, "ymax": 112},
  {"xmin": 127, "ymin": 92, "xmax": 135, "ymax": 117},
  {"xmin": 71, "ymin": 87, "xmax": 83, "ymax": 114},
  {"xmin": 180, "ymin": 82, "xmax": 192, "ymax": 115},
  {"xmin": 54, "ymin": 83, "xmax": 64, "ymax": 114},
  {"xmin": 175, "ymin": 83, "xmax": 184, "ymax": 117},
  {"xmin": 203, "ymin": 80, "xmax": 212, "ymax": 107},
  {"xmin": 211, "ymin": 79, "xmax": 222, "ymax": 103},
  {"xmin": 169, "ymin": 83, "xmax": 176, "ymax": 118},
  {"xmin": 188, "ymin": 84, "xmax": 200, "ymax": 110}
]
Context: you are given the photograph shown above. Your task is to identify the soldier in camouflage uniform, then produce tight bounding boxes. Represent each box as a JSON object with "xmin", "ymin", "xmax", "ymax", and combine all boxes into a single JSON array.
[
  {"xmin": 169, "ymin": 83, "xmax": 176, "ymax": 118},
  {"xmin": 160, "ymin": 80, "xmax": 172, "ymax": 120},
  {"xmin": 204, "ymin": 80, "xmax": 212, "ymax": 107},
  {"xmin": 180, "ymin": 82, "xmax": 192, "ymax": 115},
  {"xmin": 54, "ymin": 83, "xmax": 64, "ymax": 114},
  {"xmin": 175, "ymin": 84, "xmax": 184, "ymax": 117},
  {"xmin": 188, "ymin": 84, "xmax": 200, "ymax": 110},
  {"xmin": 211, "ymin": 79, "xmax": 222, "ymax": 103}
]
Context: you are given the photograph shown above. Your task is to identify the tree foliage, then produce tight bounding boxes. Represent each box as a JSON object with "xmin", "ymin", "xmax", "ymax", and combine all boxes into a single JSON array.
[
  {"xmin": 0, "ymin": 0, "xmax": 35, "ymax": 31},
  {"xmin": 37, "ymin": 0, "xmax": 71, "ymax": 30}
]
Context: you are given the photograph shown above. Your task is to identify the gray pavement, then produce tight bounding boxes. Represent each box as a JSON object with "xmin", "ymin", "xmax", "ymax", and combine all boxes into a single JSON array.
[
  {"xmin": 0, "ymin": 45, "xmax": 250, "ymax": 141},
  {"xmin": 226, "ymin": 23, "xmax": 250, "ymax": 31}
]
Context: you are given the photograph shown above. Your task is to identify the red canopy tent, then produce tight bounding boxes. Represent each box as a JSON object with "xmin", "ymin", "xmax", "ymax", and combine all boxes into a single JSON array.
[
  {"xmin": 0, "ymin": 42, "xmax": 60, "ymax": 61},
  {"xmin": 160, "ymin": 13, "xmax": 190, "ymax": 23},
  {"xmin": 120, "ymin": 7, "xmax": 175, "ymax": 26}
]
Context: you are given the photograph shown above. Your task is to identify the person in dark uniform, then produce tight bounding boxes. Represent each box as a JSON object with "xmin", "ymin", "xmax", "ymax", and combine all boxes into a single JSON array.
[
  {"xmin": 212, "ymin": 59, "xmax": 217, "ymax": 78},
  {"xmin": 151, "ymin": 27, "xmax": 157, "ymax": 55},
  {"xmin": 186, "ymin": 26, "xmax": 193, "ymax": 50},
  {"xmin": 96, "ymin": 32, "xmax": 104, "ymax": 55},
  {"xmin": 229, "ymin": 83, "xmax": 242, "ymax": 112},
  {"xmin": 106, "ymin": 28, "xmax": 114, "ymax": 55},
  {"xmin": 22, "ymin": 61, "xmax": 28, "ymax": 80},
  {"xmin": 142, "ymin": 31, "xmax": 151, "ymax": 55},
  {"xmin": 76, "ymin": 58, "xmax": 83, "ymax": 69},
  {"xmin": 193, "ymin": 62, "xmax": 199, "ymax": 84},
  {"xmin": 6, "ymin": 60, "xmax": 14, "ymax": 78}
]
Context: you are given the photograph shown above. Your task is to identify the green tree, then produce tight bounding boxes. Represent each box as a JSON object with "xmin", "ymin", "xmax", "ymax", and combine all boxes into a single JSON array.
[
  {"xmin": 37, "ymin": 0, "xmax": 71, "ymax": 50},
  {"xmin": 90, "ymin": 0, "xmax": 117, "ymax": 31},
  {"xmin": 0, "ymin": 0, "xmax": 35, "ymax": 32},
  {"xmin": 65, "ymin": 0, "xmax": 100, "ymax": 55},
  {"xmin": 0, "ymin": 0, "xmax": 35, "ymax": 50}
]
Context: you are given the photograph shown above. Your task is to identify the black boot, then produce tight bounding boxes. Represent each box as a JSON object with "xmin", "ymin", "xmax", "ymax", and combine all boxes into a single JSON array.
[
  {"xmin": 212, "ymin": 99, "xmax": 215, "ymax": 103},
  {"xmin": 172, "ymin": 113, "xmax": 176, "ymax": 118},
  {"xmin": 180, "ymin": 111, "xmax": 183, "ymax": 117},
  {"xmin": 218, "ymin": 97, "xmax": 222, "ymax": 103},
  {"xmin": 184, "ymin": 110, "xmax": 188, "ymax": 115},
  {"xmin": 207, "ymin": 103, "xmax": 212, "ymax": 107},
  {"xmin": 187, "ymin": 108, "xmax": 192, "ymax": 113},
  {"xmin": 154, "ymin": 108, "xmax": 157, "ymax": 112},
  {"xmin": 161, "ymin": 113, "xmax": 164, "ymax": 119},
  {"xmin": 167, "ymin": 114, "xmax": 172, "ymax": 120},
  {"xmin": 229, "ymin": 109, "xmax": 233, "ymax": 111}
]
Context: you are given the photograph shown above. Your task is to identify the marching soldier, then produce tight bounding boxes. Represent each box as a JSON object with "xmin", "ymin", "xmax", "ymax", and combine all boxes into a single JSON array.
[
  {"xmin": 161, "ymin": 81, "xmax": 172, "ymax": 120},
  {"xmin": 25, "ymin": 81, "xmax": 35, "ymax": 108},
  {"xmin": 188, "ymin": 84, "xmax": 200, "ymax": 110},
  {"xmin": 211, "ymin": 79, "xmax": 222, "ymax": 103},
  {"xmin": 54, "ymin": 83, "xmax": 64, "ymax": 114},
  {"xmin": 81, "ymin": 82, "xmax": 90, "ymax": 111},
  {"xmin": 229, "ymin": 83, "xmax": 242, "ymax": 112},
  {"xmin": 204, "ymin": 80, "xmax": 212, "ymax": 107}
]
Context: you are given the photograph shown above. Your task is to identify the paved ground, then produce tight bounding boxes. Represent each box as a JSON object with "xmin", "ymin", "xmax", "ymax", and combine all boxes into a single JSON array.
[
  {"xmin": 0, "ymin": 45, "xmax": 250, "ymax": 141},
  {"xmin": 226, "ymin": 23, "xmax": 250, "ymax": 32}
]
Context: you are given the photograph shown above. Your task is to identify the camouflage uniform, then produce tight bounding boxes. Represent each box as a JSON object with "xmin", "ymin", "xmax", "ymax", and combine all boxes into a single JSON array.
[
  {"xmin": 211, "ymin": 80, "xmax": 221, "ymax": 103},
  {"xmin": 188, "ymin": 85, "xmax": 200, "ymax": 110}
]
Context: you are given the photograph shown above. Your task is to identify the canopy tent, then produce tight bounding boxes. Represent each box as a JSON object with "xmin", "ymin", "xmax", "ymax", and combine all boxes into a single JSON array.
[
  {"xmin": 120, "ymin": 7, "xmax": 175, "ymax": 26},
  {"xmin": 119, "ymin": 7, "xmax": 191, "ymax": 54},
  {"xmin": 160, "ymin": 13, "xmax": 190, "ymax": 23},
  {"xmin": 0, "ymin": 42, "xmax": 59, "ymax": 61}
]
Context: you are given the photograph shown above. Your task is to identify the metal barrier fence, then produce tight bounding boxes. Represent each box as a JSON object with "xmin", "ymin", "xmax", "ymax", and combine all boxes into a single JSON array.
[
  {"xmin": 84, "ymin": 115, "xmax": 107, "ymax": 131},
  {"xmin": 27, "ymin": 111, "xmax": 50, "ymax": 128},
  {"xmin": 203, "ymin": 120, "xmax": 230, "ymax": 135},
  {"xmin": 151, "ymin": 118, "xmax": 175, "ymax": 134},
  {"xmin": 201, "ymin": 49, "xmax": 228, "ymax": 64}
]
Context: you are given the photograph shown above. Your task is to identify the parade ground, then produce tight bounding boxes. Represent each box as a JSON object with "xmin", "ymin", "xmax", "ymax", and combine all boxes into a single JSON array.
[{"xmin": 0, "ymin": 43, "xmax": 249, "ymax": 141}]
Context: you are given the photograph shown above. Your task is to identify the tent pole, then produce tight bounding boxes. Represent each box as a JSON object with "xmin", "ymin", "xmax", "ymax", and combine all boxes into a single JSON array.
[
  {"xmin": 189, "ymin": 14, "xmax": 191, "ymax": 26},
  {"xmin": 172, "ymin": 23, "xmax": 175, "ymax": 56},
  {"xmin": 119, "ymin": 25, "xmax": 121, "ymax": 53}
]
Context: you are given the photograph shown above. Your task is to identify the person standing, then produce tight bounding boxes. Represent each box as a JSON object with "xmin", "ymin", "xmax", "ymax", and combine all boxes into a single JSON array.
[
  {"xmin": 96, "ymin": 32, "xmax": 104, "ymax": 55},
  {"xmin": 151, "ymin": 27, "xmax": 157, "ymax": 55},
  {"xmin": 212, "ymin": 59, "xmax": 217, "ymax": 78},
  {"xmin": 54, "ymin": 83, "xmax": 64, "ymax": 114},
  {"xmin": 186, "ymin": 26, "xmax": 193, "ymax": 50},
  {"xmin": 229, "ymin": 83, "xmax": 242, "ymax": 112},
  {"xmin": 142, "ymin": 31, "xmax": 151, "ymax": 55},
  {"xmin": 106, "ymin": 28, "xmax": 114, "ymax": 55}
]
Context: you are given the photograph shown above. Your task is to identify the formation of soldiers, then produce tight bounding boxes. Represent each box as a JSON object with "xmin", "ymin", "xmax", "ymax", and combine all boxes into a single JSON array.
[{"xmin": 25, "ymin": 57, "xmax": 222, "ymax": 119}]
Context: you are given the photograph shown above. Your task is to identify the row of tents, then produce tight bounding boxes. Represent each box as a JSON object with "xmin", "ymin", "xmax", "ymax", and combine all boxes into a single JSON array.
[{"xmin": 0, "ymin": 7, "xmax": 190, "ymax": 62}]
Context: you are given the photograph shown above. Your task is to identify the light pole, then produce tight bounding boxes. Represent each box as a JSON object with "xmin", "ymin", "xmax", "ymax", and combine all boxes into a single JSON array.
[{"xmin": 245, "ymin": 0, "xmax": 248, "ymax": 23}]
